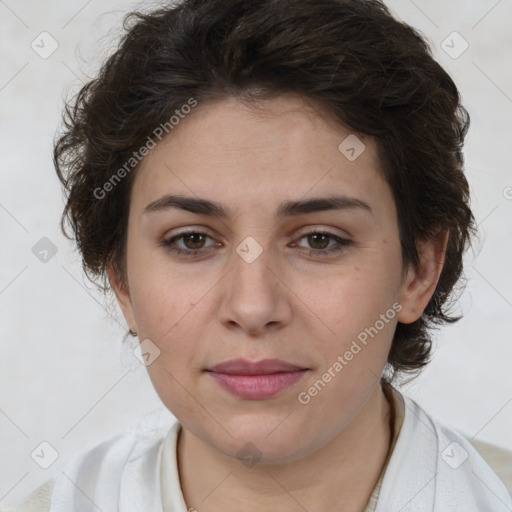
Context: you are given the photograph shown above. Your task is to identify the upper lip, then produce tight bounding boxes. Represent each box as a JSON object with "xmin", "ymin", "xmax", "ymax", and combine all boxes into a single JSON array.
[{"xmin": 207, "ymin": 358, "xmax": 307, "ymax": 375}]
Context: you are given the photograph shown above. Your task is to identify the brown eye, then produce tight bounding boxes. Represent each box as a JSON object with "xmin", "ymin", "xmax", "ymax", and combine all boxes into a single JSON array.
[
  {"xmin": 161, "ymin": 231, "xmax": 220, "ymax": 257},
  {"xmin": 294, "ymin": 231, "xmax": 352, "ymax": 256},
  {"xmin": 306, "ymin": 233, "xmax": 331, "ymax": 250},
  {"xmin": 181, "ymin": 233, "xmax": 207, "ymax": 249}
]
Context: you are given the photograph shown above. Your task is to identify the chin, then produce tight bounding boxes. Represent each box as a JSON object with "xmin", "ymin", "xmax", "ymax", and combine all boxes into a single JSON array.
[{"xmin": 204, "ymin": 415, "xmax": 317, "ymax": 465}]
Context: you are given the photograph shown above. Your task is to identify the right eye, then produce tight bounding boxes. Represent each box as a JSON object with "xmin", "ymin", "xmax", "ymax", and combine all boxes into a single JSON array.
[{"xmin": 161, "ymin": 231, "xmax": 221, "ymax": 257}]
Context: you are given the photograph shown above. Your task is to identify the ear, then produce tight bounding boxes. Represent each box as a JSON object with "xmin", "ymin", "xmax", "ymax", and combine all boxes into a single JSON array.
[
  {"xmin": 106, "ymin": 263, "xmax": 138, "ymax": 334},
  {"xmin": 397, "ymin": 230, "xmax": 449, "ymax": 324}
]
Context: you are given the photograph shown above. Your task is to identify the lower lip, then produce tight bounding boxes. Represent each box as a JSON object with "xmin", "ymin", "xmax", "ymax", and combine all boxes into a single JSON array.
[{"xmin": 207, "ymin": 370, "xmax": 308, "ymax": 399}]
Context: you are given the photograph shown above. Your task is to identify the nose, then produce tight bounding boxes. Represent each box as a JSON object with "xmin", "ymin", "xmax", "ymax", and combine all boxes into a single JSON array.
[{"xmin": 217, "ymin": 243, "xmax": 293, "ymax": 336}]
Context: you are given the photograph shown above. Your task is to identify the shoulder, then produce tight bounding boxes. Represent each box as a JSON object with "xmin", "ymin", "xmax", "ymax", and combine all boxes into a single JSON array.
[
  {"xmin": 376, "ymin": 388, "xmax": 512, "ymax": 512},
  {"xmin": 7, "ymin": 408, "xmax": 177, "ymax": 512},
  {"xmin": 1, "ymin": 478, "xmax": 56, "ymax": 512},
  {"xmin": 465, "ymin": 437, "xmax": 512, "ymax": 492}
]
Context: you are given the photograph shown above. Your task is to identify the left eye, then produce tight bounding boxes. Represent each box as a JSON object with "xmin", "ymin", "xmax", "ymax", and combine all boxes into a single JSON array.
[{"xmin": 293, "ymin": 231, "xmax": 352, "ymax": 254}]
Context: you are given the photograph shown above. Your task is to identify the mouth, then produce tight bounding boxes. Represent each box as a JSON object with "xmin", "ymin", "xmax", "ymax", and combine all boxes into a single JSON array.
[
  {"xmin": 206, "ymin": 357, "xmax": 308, "ymax": 375},
  {"xmin": 205, "ymin": 358, "xmax": 309, "ymax": 399}
]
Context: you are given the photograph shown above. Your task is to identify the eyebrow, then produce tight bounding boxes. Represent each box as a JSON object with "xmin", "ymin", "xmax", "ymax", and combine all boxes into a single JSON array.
[{"xmin": 143, "ymin": 193, "xmax": 373, "ymax": 218}]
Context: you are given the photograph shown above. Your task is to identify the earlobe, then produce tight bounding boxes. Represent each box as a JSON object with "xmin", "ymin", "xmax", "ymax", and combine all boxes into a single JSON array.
[
  {"xmin": 397, "ymin": 231, "xmax": 449, "ymax": 324},
  {"xmin": 106, "ymin": 263, "xmax": 138, "ymax": 334}
]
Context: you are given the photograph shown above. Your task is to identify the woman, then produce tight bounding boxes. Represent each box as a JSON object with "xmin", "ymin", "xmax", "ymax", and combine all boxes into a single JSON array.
[{"xmin": 8, "ymin": 0, "xmax": 512, "ymax": 510}]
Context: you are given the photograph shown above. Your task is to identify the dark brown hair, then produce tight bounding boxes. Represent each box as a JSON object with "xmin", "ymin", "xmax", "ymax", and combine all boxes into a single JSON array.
[{"xmin": 54, "ymin": 0, "xmax": 477, "ymax": 381}]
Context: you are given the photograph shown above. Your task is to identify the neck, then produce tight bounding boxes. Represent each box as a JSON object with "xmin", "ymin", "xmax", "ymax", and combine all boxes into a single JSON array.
[{"xmin": 177, "ymin": 382, "xmax": 392, "ymax": 512}]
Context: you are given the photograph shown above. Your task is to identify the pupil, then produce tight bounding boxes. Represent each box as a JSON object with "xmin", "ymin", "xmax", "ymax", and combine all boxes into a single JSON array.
[
  {"xmin": 185, "ymin": 233, "xmax": 205, "ymax": 249},
  {"xmin": 309, "ymin": 233, "xmax": 329, "ymax": 249}
]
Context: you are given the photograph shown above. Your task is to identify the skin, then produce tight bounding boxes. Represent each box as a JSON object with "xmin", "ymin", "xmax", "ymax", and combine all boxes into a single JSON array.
[{"xmin": 108, "ymin": 93, "xmax": 448, "ymax": 511}]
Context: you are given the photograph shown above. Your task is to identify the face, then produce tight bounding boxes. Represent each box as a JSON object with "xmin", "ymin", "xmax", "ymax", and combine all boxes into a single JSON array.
[{"xmin": 110, "ymin": 94, "xmax": 444, "ymax": 464}]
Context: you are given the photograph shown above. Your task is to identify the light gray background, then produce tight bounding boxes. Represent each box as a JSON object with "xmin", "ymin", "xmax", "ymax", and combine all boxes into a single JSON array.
[{"xmin": 1, "ymin": 0, "xmax": 511, "ymax": 507}]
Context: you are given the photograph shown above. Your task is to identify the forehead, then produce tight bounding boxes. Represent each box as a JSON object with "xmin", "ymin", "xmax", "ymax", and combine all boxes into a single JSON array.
[{"xmin": 131, "ymin": 94, "xmax": 393, "ymax": 221}]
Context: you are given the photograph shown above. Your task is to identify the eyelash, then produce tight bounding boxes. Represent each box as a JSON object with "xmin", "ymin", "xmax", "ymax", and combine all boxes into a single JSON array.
[{"xmin": 160, "ymin": 229, "xmax": 352, "ymax": 258}]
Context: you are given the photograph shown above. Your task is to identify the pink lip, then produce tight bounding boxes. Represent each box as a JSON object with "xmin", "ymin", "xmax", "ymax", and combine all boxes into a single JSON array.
[
  {"xmin": 207, "ymin": 358, "xmax": 306, "ymax": 375},
  {"xmin": 206, "ymin": 358, "xmax": 309, "ymax": 399}
]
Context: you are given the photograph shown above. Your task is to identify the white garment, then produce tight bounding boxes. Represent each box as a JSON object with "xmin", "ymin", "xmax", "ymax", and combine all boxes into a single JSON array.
[{"xmin": 6, "ymin": 390, "xmax": 512, "ymax": 511}]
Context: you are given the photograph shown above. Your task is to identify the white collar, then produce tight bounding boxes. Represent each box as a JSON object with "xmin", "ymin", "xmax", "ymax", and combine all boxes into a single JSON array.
[
  {"xmin": 375, "ymin": 393, "xmax": 512, "ymax": 511},
  {"xmin": 49, "ymin": 391, "xmax": 512, "ymax": 512}
]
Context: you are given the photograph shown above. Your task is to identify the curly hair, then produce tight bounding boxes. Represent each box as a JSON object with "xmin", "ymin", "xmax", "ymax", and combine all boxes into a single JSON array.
[{"xmin": 54, "ymin": 0, "xmax": 477, "ymax": 381}]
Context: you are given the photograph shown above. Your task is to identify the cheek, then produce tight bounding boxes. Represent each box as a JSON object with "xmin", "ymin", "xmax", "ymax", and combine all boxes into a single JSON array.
[
  {"xmin": 292, "ymin": 255, "xmax": 401, "ymax": 374},
  {"xmin": 129, "ymin": 271, "xmax": 203, "ymax": 414},
  {"xmin": 126, "ymin": 259, "xmax": 215, "ymax": 367},
  {"xmin": 297, "ymin": 258, "xmax": 400, "ymax": 332},
  {"xmin": 130, "ymin": 280, "xmax": 196, "ymax": 340},
  {"xmin": 126, "ymin": 242, "xmax": 199, "ymax": 332}
]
